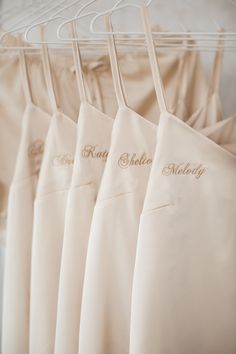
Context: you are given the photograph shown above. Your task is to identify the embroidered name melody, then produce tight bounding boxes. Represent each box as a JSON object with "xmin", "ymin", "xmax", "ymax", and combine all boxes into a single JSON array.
[
  {"xmin": 162, "ymin": 163, "xmax": 206, "ymax": 179},
  {"xmin": 53, "ymin": 154, "xmax": 74, "ymax": 166},
  {"xmin": 118, "ymin": 153, "xmax": 152, "ymax": 169},
  {"xmin": 81, "ymin": 145, "xmax": 109, "ymax": 161}
]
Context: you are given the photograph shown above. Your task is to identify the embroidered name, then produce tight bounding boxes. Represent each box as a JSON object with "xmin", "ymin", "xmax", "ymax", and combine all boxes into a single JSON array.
[
  {"xmin": 53, "ymin": 154, "xmax": 74, "ymax": 166},
  {"xmin": 28, "ymin": 140, "xmax": 44, "ymax": 158},
  {"xmin": 118, "ymin": 153, "xmax": 152, "ymax": 169},
  {"xmin": 28, "ymin": 140, "xmax": 44, "ymax": 175},
  {"xmin": 81, "ymin": 145, "xmax": 109, "ymax": 161},
  {"xmin": 162, "ymin": 163, "xmax": 206, "ymax": 179}
]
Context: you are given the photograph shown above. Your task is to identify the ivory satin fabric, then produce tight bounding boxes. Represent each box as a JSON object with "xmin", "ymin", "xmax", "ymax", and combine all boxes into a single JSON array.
[
  {"xmin": 2, "ymin": 104, "xmax": 51, "ymax": 354},
  {"xmin": 78, "ymin": 15, "xmax": 211, "ymax": 354},
  {"xmin": 0, "ymin": 49, "xmax": 207, "ymax": 341},
  {"xmin": 54, "ymin": 28, "xmax": 194, "ymax": 354},
  {"xmin": 54, "ymin": 101, "xmax": 113, "ymax": 354},
  {"xmin": 129, "ymin": 7, "xmax": 236, "ymax": 354},
  {"xmin": 52, "ymin": 28, "xmax": 204, "ymax": 354},
  {"xmin": 186, "ymin": 36, "xmax": 224, "ymax": 129},
  {"xmin": 29, "ymin": 111, "xmax": 76, "ymax": 354},
  {"xmin": 1, "ymin": 46, "xmax": 51, "ymax": 354},
  {"xmin": 0, "ymin": 35, "xmax": 207, "ymax": 233},
  {"xmin": 28, "ymin": 41, "xmax": 77, "ymax": 354},
  {"xmin": 130, "ymin": 113, "xmax": 236, "ymax": 354},
  {"xmin": 1, "ymin": 22, "xmax": 232, "ymax": 354},
  {"xmin": 54, "ymin": 30, "xmax": 114, "ymax": 354}
]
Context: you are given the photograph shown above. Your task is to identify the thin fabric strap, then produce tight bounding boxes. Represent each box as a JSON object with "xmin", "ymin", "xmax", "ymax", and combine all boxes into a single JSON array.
[
  {"xmin": 40, "ymin": 26, "xmax": 58, "ymax": 114},
  {"xmin": 208, "ymin": 29, "xmax": 224, "ymax": 97},
  {"xmin": 177, "ymin": 37, "xmax": 190, "ymax": 102},
  {"xmin": 70, "ymin": 21, "xmax": 88, "ymax": 103},
  {"xmin": 17, "ymin": 35, "xmax": 32, "ymax": 105},
  {"xmin": 141, "ymin": 5, "xmax": 168, "ymax": 114},
  {"xmin": 104, "ymin": 15, "xmax": 127, "ymax": 109}
]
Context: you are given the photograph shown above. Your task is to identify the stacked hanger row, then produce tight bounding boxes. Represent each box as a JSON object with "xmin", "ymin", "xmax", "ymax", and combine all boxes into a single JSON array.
[{"xmin": 1, "ymin": 0, "xmax": 236, "ymax": 51}]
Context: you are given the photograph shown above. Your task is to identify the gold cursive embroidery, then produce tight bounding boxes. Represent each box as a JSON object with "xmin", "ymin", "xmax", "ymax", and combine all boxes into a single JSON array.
[
  {"xmin": 81, "ymin": 145, "xmax": 109, "ymax": 161},
  {"xmin": 118, "ymin": 153, "xmax": 152, "ymax": 169},
  {"xmin": 53, "ymin": 154, "xmax": 74, "ymax": 166},
  {"xmin": 28, "ymin": 140, "xmax": 44, "ymax": 158},
  {"xmin": 162, "ymin": 163, "xmax": 206, "ymax": 179},
  {"xmin": 28, "ymin": 140, "xmax": 44, "ymax": 176}
]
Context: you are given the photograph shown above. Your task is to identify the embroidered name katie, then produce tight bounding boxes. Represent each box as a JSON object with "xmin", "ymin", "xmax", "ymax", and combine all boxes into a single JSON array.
[
  {"xmin": 118, "ymin": 153, "xmax": 152, "ymax": 169},
  {"xmin": 162, "ymin": 163, "xmax": 206, "ymax": 179},
  {"xmin": 82, "ymin": 145, "xmax": 109, "ymax": 161}
]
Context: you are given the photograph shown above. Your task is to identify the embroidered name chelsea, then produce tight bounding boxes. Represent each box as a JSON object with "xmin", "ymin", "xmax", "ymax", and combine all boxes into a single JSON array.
[
  {"xmin": 162, "ymin": 163, "xmax": 206, "ymax": 179},
  {"xmin": 118, "ymin": 153, "xmax": 152, "ymax": 169}
]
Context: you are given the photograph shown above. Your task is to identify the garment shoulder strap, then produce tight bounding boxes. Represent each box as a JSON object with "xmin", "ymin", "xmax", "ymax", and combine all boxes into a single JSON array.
[
  {"xmin": 40, "ymin": 26, "xmax": 58, "ymax": 113},
  {"xmin": 104, "ymin": 15, "xmax": 127, "ymax": 109},
  {"xmin": 177, "ymin": 37, "xmax": 191, "ymax": 102},
  {"xmin": 141, "ymin": 5, "xmax": 168, "ymax": 114},
  {"xmin": 17, "ymin": 35, "xmax": 32, "ymax": 105},
  {"xmin": 208, "ymin": 29, "xmax": 224, "ymax": 97},
  {"xmin": 70, "ymin": 21, "xmax": 88, "ymax": 103}
]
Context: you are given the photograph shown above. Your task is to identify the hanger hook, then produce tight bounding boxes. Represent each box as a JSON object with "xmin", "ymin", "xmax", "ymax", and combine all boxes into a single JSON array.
[
  {"xmin": 24, "ymin": 0, "xmax": 85, "ymax": 44},
  {"xmin": 76, "ymin": 0, "xmax": 97, "ymax": 17},
  {"xmin": 57, "ymin": 0, "xmax": 127, "ymax": 41},
  {"xmin": 90, "ymin": 0, "xmax": 152, "ymax": 35}
]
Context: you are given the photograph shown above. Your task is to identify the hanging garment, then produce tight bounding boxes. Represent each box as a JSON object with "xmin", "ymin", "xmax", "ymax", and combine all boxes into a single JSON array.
[
  {"xmin": 170, "ymin": 35, "xmax": 212, "ymax": 122},
  {"xmin": 130, "ymin": 115, "xmax": 236, "ymax": 354},
  {"xmin": 0, "ymin": 32, "xmax": 207, "ymax": 234},
  {"xmin": 55, "ymin": 22, "xmax": 204, "ymax": 354},
  {"xmin": 172, "ymin": 32, "xmax": 225, "ymax": 136},
  {"xmin": 54, "ymin": 28, "xmax": 114, "ymax": 354},
  {"xmin": 0, "ymin": 35, "xmax": 205, "ymax": 354},
  {"xmin": 29, "ymin": 40, "xmax": 77, "ymax": 354},
  {"xmin": 186, "ymin": 31, "xmax": 224, "ymax": 129},
  {"xmin": 129, "ymin": 7, "xmax": 236, "ymax": 354},
  {"xmin": 169, "ymin": 43, "xmax": 189, "ymax": 120},
  {"xmin": 201, "ymin": 112, "xmax": 236, "ymax": 147},
  {"xmin": 0, "ymin": 36, "xmax": 26, "ymax": 351},
  {"xmin": 105, "ymin": 41, "xmax": 207, "ymax": 122},
  {"xmin": 0, "ymin": 45, "xmax": 25, "ymax": 238},
  {"xmin": 168, "ymin": 39, "xmax": 200, "ymax": 121},
  {"xmin": 1, "ymin": 44, "xmax": 51, "ymax": 354},
  {"xmin": 79, "ymin": 10, "xmax": 227, "ymax": 354},
  {"xmin": 78, "ymin": 14, "xmax": 164, "ymax": 354}
]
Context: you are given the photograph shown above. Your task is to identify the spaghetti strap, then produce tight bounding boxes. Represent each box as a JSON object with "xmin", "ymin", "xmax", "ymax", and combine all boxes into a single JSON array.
[
  {"xmin": 208, "ymin": 29, "xmax": 224, "ymax": 97},
  {"xmin": 104, "ymin": 15, "xmax": 127, "ymax": 109},
  {"xmin": 40, "ymin": 25, "xmax": 58, "ymax": 114},
  {"xmin": 17, "ymin": 35, "xmax": 32, "ymax": 105},
  {"xmin": 70, "ymin": 21, "xmax": 88, "ymax": 103},
  {"xmin": 177, "ymin": 37, "xmax": 189, "ymax": 102},
  {"xmin": 141, "ymin": 5, "xmax": 168, "ymax": 114}
]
